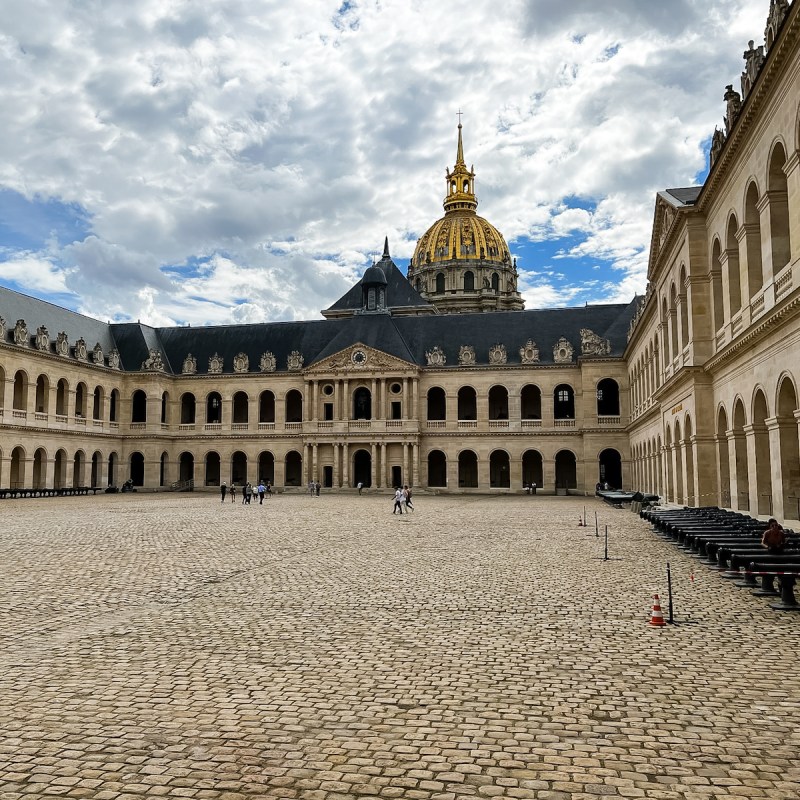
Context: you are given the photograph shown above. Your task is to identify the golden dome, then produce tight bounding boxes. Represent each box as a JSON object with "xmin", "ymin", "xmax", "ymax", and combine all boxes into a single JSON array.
[{"xmin": 412, "ymin": 211, "xmax": 511, "ymax": 267}]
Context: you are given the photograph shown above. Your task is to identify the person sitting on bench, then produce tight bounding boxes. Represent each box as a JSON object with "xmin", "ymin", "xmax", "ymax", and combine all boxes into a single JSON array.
[{"xmin": 761, "ymin": 518, "xmax": 786, "ymax": 554}]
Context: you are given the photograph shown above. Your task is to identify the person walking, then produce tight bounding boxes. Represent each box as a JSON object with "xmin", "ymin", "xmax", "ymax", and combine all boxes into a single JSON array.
[
  {"xmin": 220, "ymin": 482, "xmax": 227, "ymax": 503},
  {"xmin": 393, "ymin": 487, "xmax": 404, "ymax": 515},
  {"xmin": 266, "ymin": 481, "xmax": 272, "ymax": 498},
  {"xmin": 403, "ymin": 485, "xmax": 414, "ymax": 512},
  {"xmin": 357, "ymin": 481, "xmax": 363, "ymax": 495},
  {"xmin": 315, "ymin": 481, "xmax": 321, "ymax": 497},
  {"xmin": 243, "ymin": 482, "xmax": 252, "ymax": 504},
  {"xmin": 230, "ymin": 484, "xmax": 236, "ymax": 503},
  {"xmin": 257, "ymin": 481, "xmax": 266, "ymax": 504}
]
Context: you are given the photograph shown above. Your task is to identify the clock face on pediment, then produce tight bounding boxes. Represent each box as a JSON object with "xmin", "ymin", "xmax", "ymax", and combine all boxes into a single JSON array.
[{"xmin": 307, "ymin": 343, "xmax": 416, "ymax": 374}]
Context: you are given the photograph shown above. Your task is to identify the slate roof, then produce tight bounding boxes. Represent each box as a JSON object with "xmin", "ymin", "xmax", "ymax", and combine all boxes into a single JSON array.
[
  {"xmin": 0, "ymin": 286, "xmax": 637, "ymax": 375},
  {"xmin": 660, "ymin": 187, "xmax": 702, "ymax": 206}
]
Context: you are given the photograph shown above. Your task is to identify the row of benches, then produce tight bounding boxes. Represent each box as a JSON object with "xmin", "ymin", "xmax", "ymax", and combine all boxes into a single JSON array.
[
  {"xmin": 642, "ymin": 506, "xmax": 800, "ymax": 611},
  {"xmin": 0, "ymin": 486, "xmax": 103, "ymax": 499}
]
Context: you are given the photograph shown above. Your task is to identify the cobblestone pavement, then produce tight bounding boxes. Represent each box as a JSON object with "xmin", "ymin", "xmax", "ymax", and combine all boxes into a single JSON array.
[{"xmin": 2, "ymin": 492, "xmax": 800, "ymax": 800}]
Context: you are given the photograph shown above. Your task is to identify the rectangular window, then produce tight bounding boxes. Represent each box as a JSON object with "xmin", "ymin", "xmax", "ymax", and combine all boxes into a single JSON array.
[
  {"xmin": 324, "ymin": 403, "xmax": 333, "ymax": 421},
  {"xmin": 391, "ymin": 401, "xmax": 401, "ymax": 420}
]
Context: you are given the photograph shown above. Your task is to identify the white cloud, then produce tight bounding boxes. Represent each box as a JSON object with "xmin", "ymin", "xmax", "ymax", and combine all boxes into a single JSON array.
[
  {"xmin": 0, "ymin": 255, "xmax": 76, "ymax": 295},
  {"xmin": 0, "ymin": 0, "xmax": 774, "ymax": 322}
]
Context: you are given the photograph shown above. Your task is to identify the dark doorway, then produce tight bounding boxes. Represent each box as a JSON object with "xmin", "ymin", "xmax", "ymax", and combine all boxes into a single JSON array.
[
  {"xmin": 599, "ymin": 448, "xmax": 622, "ymax": 489},
  {"xmin": 458, "ymin": 450, "xmax": 478, "ymax": 488},
  {"xmin": 353, "ymin": 388, "xmax": 372, "ymax": 420},
  {"xmin": 323, "ymin": 465, "xmax": 333, "ymax": 488},
  {"xmin": 130, "ymin": 452, "xmax": 145, "ymax": 486},
  {"xmin": 489, "ymin": 450, "xmax": 510, "ymax": 488},
  {"xmin": 131, "ymin": 390, "xmax": 147, "ymax": 423},
  {"xmin": 258, "ymin": 451, "xmax": 275, "ymax": 484},
  {"xmin": 285, "ymin": 451, "xmax": 302, "ymax": 486},
  {"xmin": 179, "ymin": 452, "xmax": 194, "ymax": 483},
  {"xmin": 205, "ymin": 452, "xmax": 221, "ymax": 486},
  {"xmin": 428, "ymin": 450, "xmax": 447, "ymax": 487},
  {"xmin": 555, "ymin": 450, "xmax": 577, "ymax": 491},
  {"xmin": 354, "ymin": 449, "xmax": 372, "ymax": 487},
  {"xmin": 391, "ymin": 465, "xmax": 402, "ymax": 488},
  {"xmin": 458, "ymin": 386, "xmax": 477, "ymax": 420},
  {"xmin": 596, "ymin": 379, "xmax": 620, "ymax": 416},
  {"xmin": 554, "ymin": 384, "xmax": 575, "ymax": 419},
  {"xmin": 522, "ymin": 450, "xmax": 543, "ymax": 488},
  {"xmin": 231, "ymin": 451, "xmax": 247, "ymax": 484},
  {"xmin": 427, "ymin": 387, "xmax": 446, "ymax": 420}
]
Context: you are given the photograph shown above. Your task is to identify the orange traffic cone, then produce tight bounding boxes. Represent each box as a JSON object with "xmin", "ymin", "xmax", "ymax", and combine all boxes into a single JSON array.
[{"xmin": 648, "ymin": 594, "xmax": 667, "ymax": 627}]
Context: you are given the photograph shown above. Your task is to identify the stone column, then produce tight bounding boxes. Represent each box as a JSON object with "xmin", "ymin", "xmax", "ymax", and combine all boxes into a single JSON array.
[
  {"xmin": 412, "ymin": 379, "xmax": 419, "ymax": 421},
  {"xmin": 766, "ymin": 417, "xmax": 790, "ymax": 521},
  {"xmin": 342, "ymin": 379, "xmax": 349, "ymax": 421},
  {"xmin": 342, "ymin": 443, "xmax": 349, "ymax": 487},
  {"xmin": 412, "ymin": 443, "xmax": 419, "ymax": 488},
  {"xmin": 312, "ymin": 381, "xmax": 318, "ymax": 422},
  {"xmin": 378, "ymin": 443, "xmax": 386, "ymax": 488},
  {"xmin": 370, "ymin": 443, "xmax": 377, "ymax": 488},
  {"xmin": 382, "ymin": 443, "xmax": 389, "ymax": 488},
  {"xmin": 785, "ymin": 151, "xmax": 800, "ymax": 267},
  {"xmin": 757, "ymin": 189, "xmax": 785, "ymax": 286},
  {"xmin": 446, "ymin": 450, "xmax": 458, "ymax": 490},
  {"xmin": 402, "ymin": 378, "xmax": 409, "ymax": 420},
  {"xmin": 371, "ymin": 379, "xmax": 377, "ymax": 421},
  {"xmin": 333, "ymin": 442, "xmax": 340, "ymax": 488},
  {"xmin": 312, "ymin": 443, "xmax": 318, "ymax": 483},
  {"xmin": 726, "ymin": 430, "xmax": 745, "ymax": 512},
  {"xmin": 542, "ymin": 454, "xmax": 555, "ymax": 494},
  {"xmin": 402, "ymin": 443, "xmax": 409, "ymax": 486},
  {"xmin": 743, "ymin": 424, "xmax": 760, "ymax": 515},
  {"xmin": 376, "ymin": 379, "xmax": 384, "ymax": 420}
]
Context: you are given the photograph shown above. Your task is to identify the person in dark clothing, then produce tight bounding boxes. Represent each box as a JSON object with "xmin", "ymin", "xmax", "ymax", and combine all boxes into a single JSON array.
[{"xmin": 220, "ymin": 482, "xmax": 227, "ymax": 503}]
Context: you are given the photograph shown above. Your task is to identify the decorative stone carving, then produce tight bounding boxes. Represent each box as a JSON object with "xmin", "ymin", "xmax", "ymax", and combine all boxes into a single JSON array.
[
  {"xmin": 13, "ymin": 319, "xmax": 29, "ymax": 347},
  {"xmin": 182, "ymin": 353, "xmax": 197, "ymax": 374},
  {"xmin": 208, "ymin": 353, "xmax": 224, "ymax": 374},
  {"xmin": 74, "ymin": 338, "xmax": 88, "ymax": 360},
  {"xmin": 553, "ymin": 337, "xmax": 574, "ymax": 363},
  {"xmin": 55, "ymin": 331, "xmax": 69, "ymax": 356},
  {"xmin": 519, "ymin": 339, "xmax": 540, "ymax": 364},
  {"xmin": 723, "ymin": 84, "xmax": 741, "ymax": 135},
  {"xmin": 658, "ymin": 205, "xmax": 676, "ymax": 250},
  {"xmin": 260, "ymin": 351, "xmax": 276, "ymax": 372},
  {"xmin": 458, "ymin": 345, "xmax": 476, "ymax": 366},
  {"xmin": 0, "ymin": 316, "xmax": 6, "ymax": 341},
  {"xmin": 580, "ymin": 328, "xmax": 611, "ymax": 356},
  {"xmin": 709, "ymin": 127, "xmax": 726, "ymax": 169},
  {"xmin": 287, "ymin": 350, "xmax": 304, "ymax": 371},
  {"xmin": 425, "ymin": 345, "xmax": 446, "ymax": 367},
  {"xmin": 93, "ymin": 343, "xmax": 104, "ymax": 364},
  {"xmin": 35, "ymin": 325, "xmax": 50, "ymax": 351},
  {"xmin": 741, "ymin": 40, "xmax": 765, "ymax": 100},
  {"xmin": 233, "ymin": 352, "xmax": 249, "ymax": 373},
  {"xmin": 488, "ymin": 343, "xmax": 507, "ymax": 365},
  {"xmin": 142, "ymin": 348, "xmax": 165, "ymax": 371},
  {"xmin": 765, "ymin": 0, "xmax": 790, "ymax": 53},
  {"xmin": 108, "ymin": 348, "xmax": 121, "ymax": 369}
]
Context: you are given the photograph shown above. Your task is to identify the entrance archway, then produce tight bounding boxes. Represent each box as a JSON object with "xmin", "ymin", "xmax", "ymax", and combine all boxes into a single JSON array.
[
  {"xmin": 458, "ymin": 450, "xmax": 478, "ymax": 488},
  {"xmin": 205, "ymin": 452, "xmax": 221, "ymax": 486},
  {"xmin": 130, "ymin": 452, "xmax": 145, "ymax": 486},
  {"xmin": 598, "ymin": 448, "xmax": 622, "ymax": 490},
  {"xmin": 231, "ymin": 451, "xmax": 247, "ymax": 485},
  {"xmin": 285, "ymin": 451, "xmax": 302, "ymax": 486},
  {"xmin": 427, "ymin": 450, "xmax": 447, "ymax": 487},
  {"xmin": 522, "ymin": 450, "xmax": 543, "ymax": 488},
  {"xmin": 489, "ymin": 450, "xmax": 510, "ymax": 488},
  {"xmin": 258, "ymin": 451, "xmax": 275, "ymax": 484},
  {"xmin": 179, "ymin": 452, "xmax": 194, "ymax": 483},
  {"xmin": 353, "ymin": 449, "xmax": 371, "ymax": 487},
  {"xmin": 555, "ymin": 450, "xmax": 577, "ymax": 492}
]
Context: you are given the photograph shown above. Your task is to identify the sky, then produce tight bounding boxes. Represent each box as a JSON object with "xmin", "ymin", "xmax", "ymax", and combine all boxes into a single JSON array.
[{"xmin": 0, "ymin": 0, "xmax": 772, "ymax": 327}]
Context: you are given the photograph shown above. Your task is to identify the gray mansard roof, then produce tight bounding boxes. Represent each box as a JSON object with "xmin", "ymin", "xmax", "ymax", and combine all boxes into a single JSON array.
[{"xmin": 0, "ymin": 283, "xmax": 638, "ymax": 373}]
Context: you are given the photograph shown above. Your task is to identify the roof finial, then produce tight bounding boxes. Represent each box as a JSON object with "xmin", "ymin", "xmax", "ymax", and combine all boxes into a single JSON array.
[
  {"xmin": 456, "ymin": 109, "xmax": 465, "ymax": 165},
  {"xmin": 383, "ymin": 236, "xmax": 390, "ymax": 258}
]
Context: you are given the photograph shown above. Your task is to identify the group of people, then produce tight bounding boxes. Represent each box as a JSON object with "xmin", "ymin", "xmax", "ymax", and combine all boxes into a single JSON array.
[
  {"xmin": 308, "ymin": 481, "xmax": 321, "ymax": 497},
  {"xmin": 392, "ymin": 485, "xmax": 414, "ymax": 514},
  {"xmin": 219, "ymin": 481, "xmax": 271, "ymax": 504}
]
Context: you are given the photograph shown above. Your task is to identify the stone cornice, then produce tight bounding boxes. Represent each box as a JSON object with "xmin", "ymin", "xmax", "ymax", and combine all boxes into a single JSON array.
[{"xmin": 704, "ymin": 291, "xmax": 800, "ymax": 371}]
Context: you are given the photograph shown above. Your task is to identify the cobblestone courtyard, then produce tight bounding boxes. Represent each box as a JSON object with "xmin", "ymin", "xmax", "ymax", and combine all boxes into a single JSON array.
[{"xmin": 1, "ymin": 493, "xmax": 799, "ymax": 800}]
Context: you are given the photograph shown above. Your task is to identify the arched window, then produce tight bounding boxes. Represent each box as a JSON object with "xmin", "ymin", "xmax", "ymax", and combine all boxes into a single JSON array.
[
  {"xmin": 12, "ymin": 370, "xmax": 27, "ymax": 411},
  {"xmin": 767, "ymin": 142, "xmax": 791, "ymax": 275},
  {"xmin": 131, "ymin": 390, "xmax": 147, "ymax": 423},
  {"xmin": 36, "ymin": 374, "xmax": 49, "ymax": 414},
  {"xmin": 457, "ymin": 386, "xmax": 477, "ymax": 420},
  {"xmin": 160, "ymin": 391, "xmax": 169, "ymax": 425},
  {"xmin": 285, "ymin": 390, "xmax": 303, "ymax": 423},
  {"xmin": 92, "ymin": 386, "xmax": 103, "ymax": 420},
  {"xmin": 488, "ymin": 385, "xmax": 508, "ymax": 420},
  {"xmin": 109, "ymin": 389, "xmax": 119, "ymax": 423},
  {"xmin": 596, "ymin": 378, "xmax": 620, "ymax": 416},
  {"xmin": 491, "ymin": 272, "xmax": 499, "ymax": 291},
  {"xmin": 206, "ymin": 392, "xmax": 222, "ymax": 424},
  {"xmin": 711, "ymin": 239, "xmax": 724, "ymax": 332},
  {"xmin": 232, "ymin": 391, "xmax": 249, "ymax": 424},
  {"xmin": 259, "ymin": 390, "xmax": 276, "ymax": 423},
  {"xmin": 353, "ymin": 387, "xmax": 372, "ymax": 420},
  {"xmin": 679, "ymin": 266, "xmax": 689, "ymax": 350},
  {"xmin": 744, "ymin": 182, "xmax": 763, "ymax": 300},
  {"xmin": 427, "ymin": 387, "xmax": 446, "ymax": 421},
  {"xmin": 181, "ymin": 393, "xmax": 196, "ymax": 424},
  {"xmin": 435, "ymin": 272, "xmax": 445, "ymax": 293},
  {"xmin": 553, "ymin": 384, "xmax": 574, "ymax": 419},
  {"xmin": 726, "ymin": 214, "xmax": 741, "ymax": 316},
  {"xmin": 464, "ymin": 271, "xmax": 475, "ymax": 292},
  {"xmin": 520, "ymin": 385, "xmax": 541, "ymax": 419}
]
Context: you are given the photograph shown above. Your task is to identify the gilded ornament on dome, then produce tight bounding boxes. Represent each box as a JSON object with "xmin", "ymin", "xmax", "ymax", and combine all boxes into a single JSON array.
[
  {"xmin": 108, "ymin": 348, "xmax": 121, "ymax": 369},
  {"xmin": 208, "ymin": 353, "xmax": 223, "ymax": 374},
  {"xmin": 260, "ymin": 352, "xmax": 276, "ymax": 372},
  {"xmin": 233, "ymin": 352, "xmax": 249, "ymax": 373},
  {"xmin": 488, "ymin": 344, "xmax": 507, "ymax": 365},
  {"xmin": 13, "ymin": 319, "xmax": 28, "ymax": 347},
  {"xmin": 287, "ymin": 350, "xmax": 304, "ymax": 371},
  {"xmin": 35, "ymin": 325, "xmax": 50, "ymax": 351},
  {"xmin": 182, "ymin": 354, "xmax": 197, "ymax": 374},
  {"xmin": 55, "ymin": 331, "xmax": 69, "ymax": 356},
  {"xmin": 74, "ymin": 338, "xmax": 88, "ymax": 361},
  {"xmin": 580, "ymin": 328, "xmax": 611, "ymax": 356},
  {"xmin": 553, "ymin": 337, "xmax": 574, "ymax": 363},
  {"xmin": 458, "ymin": 345, "xmax": 475, "ymax": 366},
  {"xmin": 461, "ymin": 220, "xmax": 475, "ymax": 255},
  {"xmin": 93, "ymin": 343, "xmax": 104, "ymax": 364},
  {"xmin": 142, "ymin": 348, "xmax": 165, "ymax": 371},
  {"xmin": 425, "ymin": 345, "xmax": 446, "ymax": 367},
  {"xmin": 519, "ymin": 339, "xmax": 540, "ymax": 364},
  {"xmin": 435, "ymin": 223, "xmax": 450, "ymax": 257}
]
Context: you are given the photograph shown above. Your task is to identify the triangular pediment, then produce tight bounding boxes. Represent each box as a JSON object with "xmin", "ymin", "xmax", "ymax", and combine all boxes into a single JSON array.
[
  {"xmin": 307, "ymin": 343, "xmax": 417, "ymax": 374},
  {"xmin": 647, "ymin": 195, "xmax": 679, "ymax": 280}
]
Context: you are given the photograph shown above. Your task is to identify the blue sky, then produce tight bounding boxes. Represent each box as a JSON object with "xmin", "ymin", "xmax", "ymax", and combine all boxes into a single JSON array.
[{"xmin": 0, "ymin": 0, "xmax": 768, "ymax": 326}]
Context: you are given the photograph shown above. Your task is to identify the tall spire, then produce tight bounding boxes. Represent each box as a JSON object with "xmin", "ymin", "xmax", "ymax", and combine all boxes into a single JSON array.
[
  {"xmin": 443, "ymin": 121, "xmax": 477, "ymax": 214},
  {"xmin": 383, "ymin": 236, "xmax": 390, "ymax": 258}
]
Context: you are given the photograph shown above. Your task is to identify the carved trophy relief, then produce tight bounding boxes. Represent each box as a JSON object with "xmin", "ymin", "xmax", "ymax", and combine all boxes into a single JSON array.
[
  {"xmin": 35, "ymin": 326, "xmax": 50, "ymax": 351},
  {"xmin": 553, "ymin": 337, "xmax": 574, "ymax": 363},
  {"xmin": 93, "ymin": 343, "xmax": 104, "ymax": 365},
  {"xmin": 580, "ymin": 328, "xmax": 611, "ymax": 357},
  {"xmin": 233, "ymin": 352, "xmax": 249, "ymax": 373},
  {"xmin": 208, "ymin": 353, "xmax": 224, "ymax": 374},
  {"xmin": 107, "ymin": 348, "xmax": 121, "ymax": 369},
  {"xmin": 13, "ymin": 319, "xmax": 29, "ymax": 347},
  {"xmin": 74, "ymin": 338, "xmax": 88, "ymax": 360},
  {"xmin": 0, "ymin": 317, "xmax": 6, "ymax": 341},
  {"xmin": 259, "ymin": 352, "xmax": 276, "ymax": 373},
  {"xmin": 425, "ymin": 345, "xmax": 446, "ymax": 367},
  {"xmin": 458, "ymin": 345, "xmax": 476, "ymax": 366},
  {"xmin": 55, "ymin": 331, "xmax": 69, "ymax": 356},
  {"xmin": 182, "ymin": 354, "xmax": 197, "ymax": 375},
  {"xmin": 488, "ymin": 343, "xmax": 507, "ymax": 365},
  {"xmin": 287, "ymin": 350, "xmax": 304, "ymax": 371},
  {"xmin": 519, "ymin": 339, "xmax": 540, "ymax": 364},
  {"xmin": 142, "ymin": 349, "xmax": 165, "ymax": 371}
]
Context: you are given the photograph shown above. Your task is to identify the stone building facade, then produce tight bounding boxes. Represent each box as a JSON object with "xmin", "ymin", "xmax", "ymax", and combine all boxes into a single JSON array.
[
  {"xmin": 627, "ymin": 0, "xmax": 800, "ymax": 524},
  {"xmin": 0, "ymin": 0, "xmax": 798, "ymax": 521}
]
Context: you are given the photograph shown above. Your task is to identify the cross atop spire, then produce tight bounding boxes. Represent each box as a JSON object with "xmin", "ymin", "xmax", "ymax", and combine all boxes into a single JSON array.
[{"xmin": 444, "ymin": 120, "xmax": 477, "ymax": 214}]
